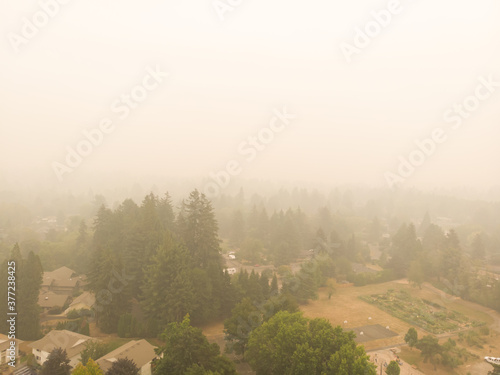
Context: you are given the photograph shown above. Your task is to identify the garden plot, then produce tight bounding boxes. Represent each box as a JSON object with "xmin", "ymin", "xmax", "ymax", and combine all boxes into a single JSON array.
[{"xmin": 360, "ymin": 289, "xmax": 484, "ymax": 334}]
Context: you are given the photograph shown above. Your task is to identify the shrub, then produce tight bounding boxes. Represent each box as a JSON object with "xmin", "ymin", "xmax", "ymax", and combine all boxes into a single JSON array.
[
  {"xmin": 47, "ymin": 306, "xmax": 62, "ymax": 315},
  {"xmin": 66, "ymin": 309, "xmax": 80, "ymax": 319},
  {"xmin": 479, "ymin": 326, "xmax": 490, "ymax": 336}
]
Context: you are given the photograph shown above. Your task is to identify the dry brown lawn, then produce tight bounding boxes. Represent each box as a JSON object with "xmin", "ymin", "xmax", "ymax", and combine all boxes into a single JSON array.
[
  {"xmin": 201, "ymin": 279, "xmax": 500, "ymax": 374},
  {"xmin": 300, "ymin": 279, "xmax": 499, "ymax": 374}
]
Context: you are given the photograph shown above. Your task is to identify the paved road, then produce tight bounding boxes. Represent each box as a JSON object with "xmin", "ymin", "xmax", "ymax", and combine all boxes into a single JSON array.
[{"xmin": 369, "ymin": 349, "xmax": 425, "ymax": 375}]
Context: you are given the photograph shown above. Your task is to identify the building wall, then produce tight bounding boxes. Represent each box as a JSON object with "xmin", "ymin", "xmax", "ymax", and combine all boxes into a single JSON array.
[
  {"xmin": 141, "ymin": 362, "xmax": 152, "ymax": 375},
  {"xmin": 69, "ymin": 354, "xmax": 82, "ymax": 368},
  {"xmin": 32, "ymin": 349, "xmax": 82, "ymax": 368},
  {"xmin": 32, "ymin": 349, "xmax": 50, "ymax": 365},
  {"xmin": 0, "ymin": 344, "xmax": 19, "ymax": 364}
]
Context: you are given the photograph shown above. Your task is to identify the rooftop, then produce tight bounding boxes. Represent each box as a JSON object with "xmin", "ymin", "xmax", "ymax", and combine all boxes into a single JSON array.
[
  {"xmin": 38, "ymin": 291, "xmax": 70, "ymax": 309},
  {"xmin": 96, "ymin": 339, "xmax": 156, "ymax": 372},
  {"xmin": 29, "ymin": 330, "xmax": 95, "ymax": 359}
]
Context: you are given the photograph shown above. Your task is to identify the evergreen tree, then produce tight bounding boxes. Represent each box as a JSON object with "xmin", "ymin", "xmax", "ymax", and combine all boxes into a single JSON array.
[
  {"xmin": 157, "ymin": 192, "xmax": 175, "ymax": 231},
  {"xmin": 388, "ymin": 223, "xmax": 421, "ymax": 277},
  {"xmin": 77, "ymin": 220, "xmax": 89, "ymax": 249},
  {"xmin": 0, "ymin": 245, "xmax": 42, "ymax": 340},
  {"xmin": 141, "ymin": 235, "xmax": 195, "ymax": 327},
  {"xmin": 219, "ymin": 270, "xmax": 238, "ymax": 318},
  {"xmin": 87, "ymin": 248, "xmax": 131, "ymax": 333},
  {"xmin": 418, "ymin": 211, "xmax": 431, "ymax": 236},
  {"xmin": 259, "ymin": 272, "xmax": 270, "ymax": 300},
  {"xmin": 270, "ymin": 274, "xmax": 279, "ymax": 295},
  {"xmin": 18, "ymin": 251, "xmax": 43, "ymax": 340},
  {"xmin": 41, "ymin": 348, "xmax": 71, "ymax": 375},
  {"xmin": 247, "ymin": 270, "xmax": 263, "ymax": 303},
  {"xmin": 404, "ymin": 327, "xmax": 418, "ymax": 349},
  {"xmin": 177, "ymin": 190, "xmax": 222, "ymax": 269},
  {"xmin": 106, "ymin": 358, "xmax": 139, "ymax": 375}
]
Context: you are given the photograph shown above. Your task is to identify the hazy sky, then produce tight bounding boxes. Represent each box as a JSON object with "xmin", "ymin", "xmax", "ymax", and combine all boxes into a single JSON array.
[{"xmin": 1, "ymin": 0, "xmax": 500, "ymax": 192}]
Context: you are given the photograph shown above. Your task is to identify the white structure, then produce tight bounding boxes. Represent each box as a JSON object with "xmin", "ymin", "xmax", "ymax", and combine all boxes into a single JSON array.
[
  {"xmin": 229, "ymin": 254, "xmax": 236, "ymax": 260},
  {"xmin": 485, "ymin": 356, "xmax": 500, "ymax": 366},
  {"xmin": 0, "ymin": 334, "xmax": 21, "ymax": 365},
  {"xmin": 225, "ymin": 268, "xmax": 237, "ymax": 275},
  {"xmin": 97, "ymin": 339, "xmax": 157, "ymax": 375},
  {"xmin": 29, "ymin": 330, "xmax": 94, "ymax": 367}
]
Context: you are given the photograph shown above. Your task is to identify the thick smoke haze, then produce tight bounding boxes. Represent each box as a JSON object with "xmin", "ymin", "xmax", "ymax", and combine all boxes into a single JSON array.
[{"xmin": 1, "ymin": 0, "xmax": 500, "ymax": 194}]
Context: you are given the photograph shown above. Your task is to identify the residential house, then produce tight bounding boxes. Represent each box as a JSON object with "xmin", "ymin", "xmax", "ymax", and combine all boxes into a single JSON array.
[
  {"xmin": 41, "ymin": 266, "xmax": 80, "ymax": 295},
  {"xmin": 96, "ymin": 340, "xmax": 157, "ymax": 375},
  {"xmin": 64, "ymin": 292, "xmax": 95, "ymax": 315},
  {"xmin": 29, "ymin": 330, "xmax": 94, "ymax": 367},
  {"xmin": 38, "ymin": 291, "xmax": 70, "ymax": 313},
  {"xmin": 0, "ymin": 333, "xmax": 21, "ymax": 365}
]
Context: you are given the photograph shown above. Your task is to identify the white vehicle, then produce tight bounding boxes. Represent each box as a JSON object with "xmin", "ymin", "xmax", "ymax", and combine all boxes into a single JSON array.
[
  {"xmin": 225, "ymin": 268, "xmax": 237, "ymax": 275},
  {"xmin": 229, "ymin": 254, "xmax": 236, "ymax": 260},
  {"xmin": 485, "ymin": 356, "xmax": 500, "ymax": 366}
]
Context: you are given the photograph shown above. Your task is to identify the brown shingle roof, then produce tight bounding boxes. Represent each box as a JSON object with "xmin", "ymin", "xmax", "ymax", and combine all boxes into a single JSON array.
[
  {"xmin": 0, "ymin": 333, "xmax": 22, "ymax": 352},
  {"xmin": 68, "ymin": 292, "xmax": 95, "ymax": 309},
  {"xmin": 46, "ymin": 266, "xmax": 75, "ymax": 280},
  {"xmin": 29, "ymin": 330, "xmax": 94, "ymax": 359},
  {"xmin": 42, "ymin": 266, "xmax": 78, "ymax": 288},
  {"xmin": 38, "ymin": 291, "xmax": 70, "ymax": 309},
  {"xmin": 96, "ymin": 340, "xmax": 156, "ymax": 372}
]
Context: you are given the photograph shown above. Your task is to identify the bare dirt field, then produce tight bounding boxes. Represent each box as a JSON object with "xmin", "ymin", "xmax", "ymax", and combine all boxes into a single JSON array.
[
  {"xmin": 352, "ymin": 324, "xmax": 398, "ymax": 343},
  {"xmin": 300, "ymin": 282, "xmax": 416, "ymax": 351}
]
